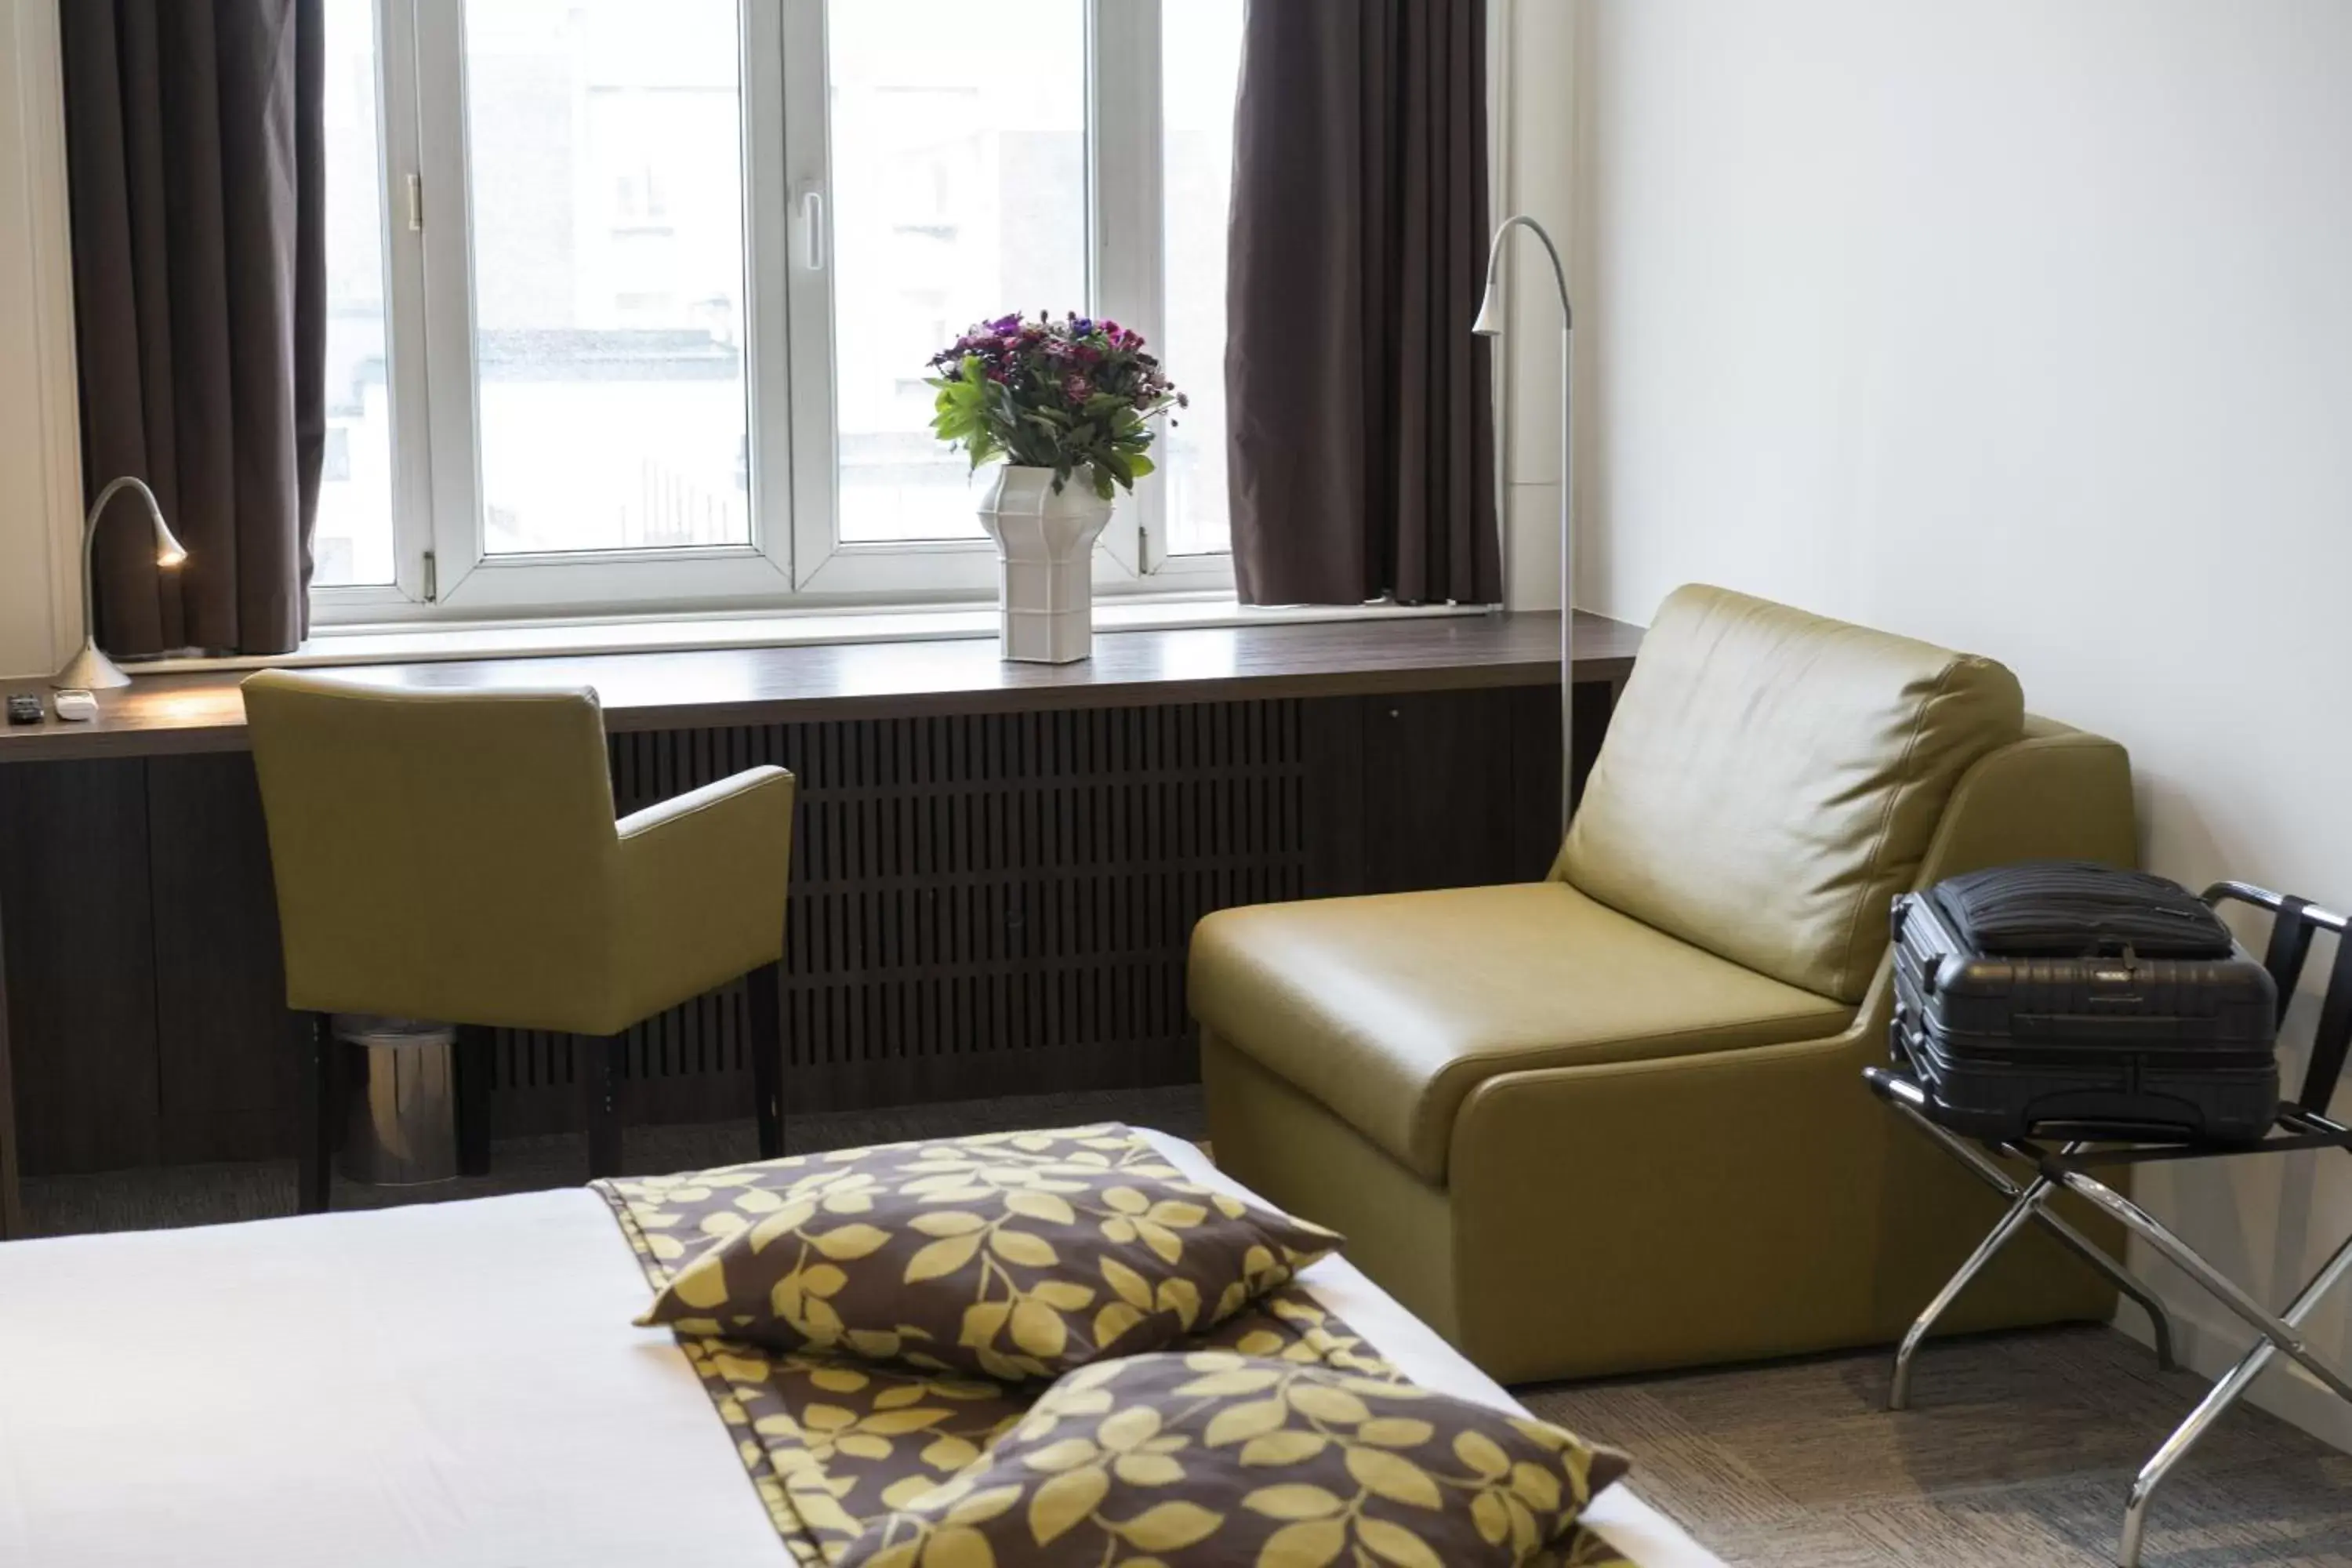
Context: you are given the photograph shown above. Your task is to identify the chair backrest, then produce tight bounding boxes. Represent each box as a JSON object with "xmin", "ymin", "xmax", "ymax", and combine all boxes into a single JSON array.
[
  {"xmin": 242, "ymin": 670, "xmax": 622, "ymax": 1023},
  {"xmin": 1557, "ymin": 585, "xmax": 2026, "ymax": 1004}
]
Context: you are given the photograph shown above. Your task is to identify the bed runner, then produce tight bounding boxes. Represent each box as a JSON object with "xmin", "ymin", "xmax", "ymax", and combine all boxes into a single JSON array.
[{"xmin": 597, "ymin": 1174, "xmax": 1632, "ymax": 1567}]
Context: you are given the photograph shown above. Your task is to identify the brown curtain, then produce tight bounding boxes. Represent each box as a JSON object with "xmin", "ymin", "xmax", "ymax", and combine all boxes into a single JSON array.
[
  {"xmin": 60, "ymin": 0, "xmax": 325, "ymax": 658},
  {"xmin": 1225, "ymin": 0, "xmax": 1498, "ymax": 607}
]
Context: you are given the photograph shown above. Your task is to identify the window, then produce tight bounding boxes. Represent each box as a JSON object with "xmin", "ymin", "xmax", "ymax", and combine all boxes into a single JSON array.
[{"xmin": 320, "ymin": 0, "xmax": 1244, "ymax": 622}]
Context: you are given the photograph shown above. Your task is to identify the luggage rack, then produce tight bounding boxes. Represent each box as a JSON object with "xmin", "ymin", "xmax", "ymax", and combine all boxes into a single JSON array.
[{"xmin": 1864, "ymin": 880, "xmax": 2352, "ymax": 1568}]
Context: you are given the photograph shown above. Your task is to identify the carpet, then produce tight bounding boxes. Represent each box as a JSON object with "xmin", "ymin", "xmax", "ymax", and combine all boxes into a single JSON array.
[
  {"xmin": 1523, "ymin": 1323, "xmax": 2352, "ymax": 1566},
  {"xmin": 17, "ymin": 1084, "xmax": 1207, "ymax": 1237}
]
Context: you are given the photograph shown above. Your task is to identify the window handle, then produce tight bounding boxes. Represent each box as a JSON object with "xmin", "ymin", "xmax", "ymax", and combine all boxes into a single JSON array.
[{"xmin": 797, "ymin": 185, "xmax": 826, "ymax": 272}]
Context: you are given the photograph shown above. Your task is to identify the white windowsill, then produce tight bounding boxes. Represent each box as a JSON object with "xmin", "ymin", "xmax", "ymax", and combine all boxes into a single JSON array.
[{"xmin": 124, "ymin": 594, "xmax": 1496, "ymax": 674}]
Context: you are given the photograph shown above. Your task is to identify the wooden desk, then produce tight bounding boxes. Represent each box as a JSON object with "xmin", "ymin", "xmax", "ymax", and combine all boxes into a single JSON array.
[
  {"xmin": 0, "ymin": 611, "xmax": 1639, "ymax": 762},
  {"xmin": 0, "ymin": 612, "xmax": 1638, "ymax": 1236}
]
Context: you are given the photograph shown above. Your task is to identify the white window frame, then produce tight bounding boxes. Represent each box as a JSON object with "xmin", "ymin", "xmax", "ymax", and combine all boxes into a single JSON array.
[{"xmin": 319, "ymin": 0, "xmax": 1232, "ymax": 626}]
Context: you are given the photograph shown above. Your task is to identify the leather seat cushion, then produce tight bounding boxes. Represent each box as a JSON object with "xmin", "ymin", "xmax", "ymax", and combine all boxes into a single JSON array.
[{"xmin": 1188, "ymin": 881, "xmax": 1856, "ymax": 1184}]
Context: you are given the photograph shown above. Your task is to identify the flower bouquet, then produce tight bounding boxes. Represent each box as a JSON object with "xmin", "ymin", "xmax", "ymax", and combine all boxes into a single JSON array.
[
  {"xmin": 925, "ymin": 313, "xmax": 1185, "ymax": 663},
  {"xmin": 927, "ymin": 312, "xmax": 1185, "ymax": 501}
]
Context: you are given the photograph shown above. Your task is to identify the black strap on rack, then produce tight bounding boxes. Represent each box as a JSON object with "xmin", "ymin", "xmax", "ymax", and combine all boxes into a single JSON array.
[
  {"xmin": 2263, "ymin": 895, "xmax": 2317, "ymax": 1027},
  {"xmin": 2299, "ymin": 925, "xmax": 2352, "ymax": 1117}
]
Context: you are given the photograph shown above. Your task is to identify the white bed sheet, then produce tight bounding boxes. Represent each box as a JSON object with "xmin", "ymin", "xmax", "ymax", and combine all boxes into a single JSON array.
[{"xmin": 0, "ymin": 1131, "xmax": 1722, "ymax": 1568}]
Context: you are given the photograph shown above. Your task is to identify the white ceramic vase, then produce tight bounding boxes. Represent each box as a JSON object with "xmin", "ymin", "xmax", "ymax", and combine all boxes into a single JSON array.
[{"xmin": 974, "ymin": 465, "xmax": 1112, "ymax": 664}]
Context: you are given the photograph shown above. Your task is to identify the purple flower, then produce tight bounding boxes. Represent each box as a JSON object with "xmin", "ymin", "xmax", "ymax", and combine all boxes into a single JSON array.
[{"xmin": 1064, "ymin": 374, "xmax": 1090, "ymax": 404}]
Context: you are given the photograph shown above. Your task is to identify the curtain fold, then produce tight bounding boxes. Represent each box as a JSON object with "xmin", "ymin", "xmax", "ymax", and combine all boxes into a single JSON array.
[
  {"xmin": 60, "ymin": 0, "xmax": 324, "ymax": 658},
  {"xmin": 1225, "ymin": 0, "xmax": 1499, "ymax": 607}
]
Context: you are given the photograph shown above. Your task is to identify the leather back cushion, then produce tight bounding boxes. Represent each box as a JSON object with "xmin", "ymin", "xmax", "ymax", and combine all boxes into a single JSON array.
[
  {"xmin": 244, "ymin": 669, "xmax": 622, "ymax": 1022},
  {"xmin": 1558, "ymin": 586, "xmax": 2024, "ymax": 1003}
]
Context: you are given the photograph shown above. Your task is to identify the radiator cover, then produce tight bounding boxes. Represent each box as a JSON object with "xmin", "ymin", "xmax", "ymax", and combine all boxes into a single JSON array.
[{"xmin": 492, "ymin": 702, "xmax": 1308, "ymax": 1131}]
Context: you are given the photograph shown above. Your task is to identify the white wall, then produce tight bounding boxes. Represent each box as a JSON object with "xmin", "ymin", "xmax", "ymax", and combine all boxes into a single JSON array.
[
  {"xmin": 0, "ymin": 0, "xmax": 80, "ymax": 681},
  {"xmin": 1575, "ymin": 0, "xmax": 2352, "ymax": 1445},
  {"xmin": 1492, "ymin": 0, "xmax": 1577, "ymax": 611}
]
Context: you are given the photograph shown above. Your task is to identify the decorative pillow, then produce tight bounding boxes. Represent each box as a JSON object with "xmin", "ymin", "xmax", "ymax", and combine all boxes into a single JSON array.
[
  {"xmin": 628, "ymin": 1124, "xmax": 1342, "ymax": 1382},
  {"xmin": 833, "ymin": 1351, "xmax": 1632, "ymax": 1568}
]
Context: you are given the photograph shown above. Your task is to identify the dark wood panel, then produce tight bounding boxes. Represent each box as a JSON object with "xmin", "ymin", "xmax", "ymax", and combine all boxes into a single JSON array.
[
  {"xmin": 0, "ymin": 760, "xmax": 160, "ymax": 1174},
  {"xmin": 147, "ymin": 753, "xmax": 297, "ymax": 1164},
  {"xmin": 1360, "ymin": 690, "xmax": 1528, "ymax": 894},
  {"xmin": 0, "ymin": 886, "xmax": 19, "ymax": 1236},
  {"xmin": 0, "ymin": 612, "xmax": 1641, "ymax": 764},
  {"xmin": 1300, "ymin": 700, "xmax": 1370, "ymax": 900},
  {"xmin": 1509, "ymin": 683, "xmax": 1570, "ymax": 882}
]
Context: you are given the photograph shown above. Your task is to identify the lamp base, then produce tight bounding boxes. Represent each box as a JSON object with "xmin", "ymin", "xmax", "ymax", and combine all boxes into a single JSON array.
[{"xmin": 53, "ymin": 642, "xmax": 132, "ymax": 690}]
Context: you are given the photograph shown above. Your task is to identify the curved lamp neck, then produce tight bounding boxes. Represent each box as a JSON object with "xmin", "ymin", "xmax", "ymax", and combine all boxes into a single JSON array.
[
  {"xmin": 80, "ymin": 474, "xmax": 184, "ymax": 653},
  {"xmin": 1477, "ymin": 213, "xmax": 1573, "ymax": 329}
]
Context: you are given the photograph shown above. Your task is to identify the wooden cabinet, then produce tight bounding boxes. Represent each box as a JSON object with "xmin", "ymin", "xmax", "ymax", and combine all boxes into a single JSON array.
[{"xmin": 0, "ymin": 684, "xmax": 1610, "ymax": 1179}]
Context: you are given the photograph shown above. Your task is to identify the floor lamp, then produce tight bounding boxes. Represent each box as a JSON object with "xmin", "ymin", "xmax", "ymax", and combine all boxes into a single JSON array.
[{"xmin": 1472, "ymin": 214, "xmax": 1576, "ymax": 833}]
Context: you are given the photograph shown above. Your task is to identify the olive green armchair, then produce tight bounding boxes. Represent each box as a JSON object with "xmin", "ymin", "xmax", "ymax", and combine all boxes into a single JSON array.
[
  {"xmin": 244, "ymin": 670, "xmax": 796, "ymax": 1210},
  {"xmin": 1190, "ymin": 586, "xmax": 2138, "ymax": 1385}
]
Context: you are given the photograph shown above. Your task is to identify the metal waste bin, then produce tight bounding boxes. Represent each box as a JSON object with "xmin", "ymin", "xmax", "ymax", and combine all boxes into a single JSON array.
[{"xmin": 336, "ymin": 1015, "xmax": 459, "ymax": 1185}]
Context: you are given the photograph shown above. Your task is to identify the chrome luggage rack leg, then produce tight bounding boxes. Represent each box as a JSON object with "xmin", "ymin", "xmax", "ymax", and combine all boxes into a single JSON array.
[
  {"xmin": 1882, "ymin": 1117, "xmax": 2179, "ymax": 1411},
  {"xmin": 1865, "ymin": 877, "xmax": 2352, "ymax": 1568}
]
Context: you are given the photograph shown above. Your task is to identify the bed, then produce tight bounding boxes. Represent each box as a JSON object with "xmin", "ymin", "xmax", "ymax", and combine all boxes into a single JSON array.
[{"xmin": 0, "ymin": 1130, "xmax": 1722, "ymax": 1567}]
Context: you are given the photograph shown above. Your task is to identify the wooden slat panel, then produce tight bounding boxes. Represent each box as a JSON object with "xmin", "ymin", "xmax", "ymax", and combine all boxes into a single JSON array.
[
  {"xmin": 0, "ymin": 760, "xmax": 160, "ymax": 1174},
  {"xmin": 492, "ymin": 699, "xmax": 1309, "ymax": 1131}
]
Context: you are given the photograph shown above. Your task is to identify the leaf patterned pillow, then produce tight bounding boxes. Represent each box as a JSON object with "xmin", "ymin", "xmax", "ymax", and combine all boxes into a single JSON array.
[
  {"xmin": 833, "ymin": 1350, "xmax": 1632, "ymax": 1568},
  {"xmin": 630, "ymin": 1124, "xmax": 1343, "ymax": 1382}
]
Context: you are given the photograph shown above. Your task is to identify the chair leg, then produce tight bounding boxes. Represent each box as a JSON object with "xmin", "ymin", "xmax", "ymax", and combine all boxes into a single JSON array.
[
  {"xmin": 581, "ymin": 1032, "xmax": 626, "ymax": 1178},
  {"xmin": 750, "ymin": 961, "xmax": 785, "ymax": 1160},
  {"xmin": 296, "ymin": 1011, "xmax": 335, "ymax": 1214},
  {"xmin": 454, "ymin": 1023, "xmax": 494, "ymax": 1178}
]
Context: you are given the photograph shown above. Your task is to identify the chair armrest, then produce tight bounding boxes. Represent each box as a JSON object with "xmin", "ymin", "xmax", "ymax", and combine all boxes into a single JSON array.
[
  {"xmin": 617, "ymin": 767, "xmax": 795, "ymax": 844},
  {"xmin": 614, "ymin": 767, "xmax": 797, "ymax": 1022},
  {"xmin": 1444, "ymin": 975, "xmax": 2117, "ymax": 1380}
]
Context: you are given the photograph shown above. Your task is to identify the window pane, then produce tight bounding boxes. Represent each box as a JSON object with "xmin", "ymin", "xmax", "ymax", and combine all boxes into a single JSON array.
[
  {"xmin": 463, "ymin": 0, "xmax": 751, "ymax": 556},
  {"xmin": 828, "ymin": 0, "xmax": 1087, "ymax": 544},
  {"xmin": 317, "ymin": 0, "xmax": 395, "ymax": 586},
  {"xmin": 1160, "ymin": 0, "xmax": 1243, "ymax": 557}
]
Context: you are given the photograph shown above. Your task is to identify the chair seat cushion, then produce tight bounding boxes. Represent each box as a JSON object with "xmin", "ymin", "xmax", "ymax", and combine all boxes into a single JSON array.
[{"xmin": 1189, "ymin": 882, "xmax": 1856, "ymax": 1184}]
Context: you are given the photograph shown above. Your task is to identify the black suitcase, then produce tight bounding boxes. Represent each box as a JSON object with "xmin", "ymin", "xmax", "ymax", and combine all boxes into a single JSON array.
[{"xmin": 1890, "ymin": 862, "xmax": 2280, "ymax": 1143}]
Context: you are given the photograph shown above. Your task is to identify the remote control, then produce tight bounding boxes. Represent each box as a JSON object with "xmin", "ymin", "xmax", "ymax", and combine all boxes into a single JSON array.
[
  {"xmin": 5, "ymin": 693, "xmax": 39, "ymax": 725},
  {"xmin": 53, "ymin": 688, "xmax": 98, "ymax": 722}
]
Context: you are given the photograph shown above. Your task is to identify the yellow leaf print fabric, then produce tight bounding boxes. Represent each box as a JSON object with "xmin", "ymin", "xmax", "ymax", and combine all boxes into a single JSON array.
[
  {"xmin": 595, "ymin": 1134, "xmax": 1634, "ymax": 1568},
  {"xmin": 617, "ymin": 1125, "xmax": 1342, "ymax": 1382},
  {"xmin": 834, "ymin": 1351, "xmax": 1633, "ymax": 1568}
]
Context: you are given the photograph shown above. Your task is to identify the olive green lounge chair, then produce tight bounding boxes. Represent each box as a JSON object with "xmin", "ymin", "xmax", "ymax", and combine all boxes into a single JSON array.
[{"xmin": 1190, "ymin": 585, "xmax": 2136, "ymax": 1384}]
